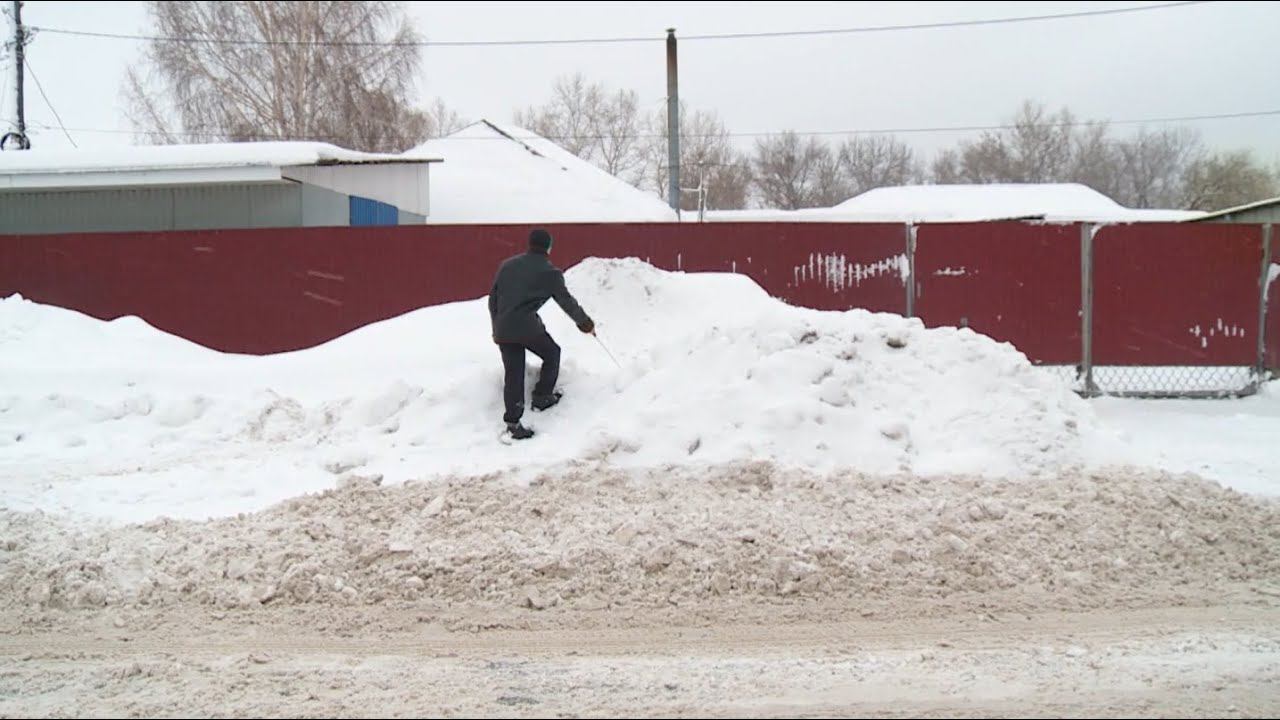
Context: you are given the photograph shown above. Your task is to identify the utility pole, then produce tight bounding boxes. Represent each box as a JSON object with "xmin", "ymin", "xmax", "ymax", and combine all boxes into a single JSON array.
[
  {"xmin": 2, "ymin": 0, "xmax": 29, "ymax": 150},
  {"xmin": 665, "ymin": 28, "xmax": 679, "ymax": 213}
]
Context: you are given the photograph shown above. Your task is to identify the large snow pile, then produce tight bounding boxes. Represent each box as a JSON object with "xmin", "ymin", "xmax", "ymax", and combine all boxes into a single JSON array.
[
  {"xmin": 0, "ymin": 259, "xmax": 1095, "ymax": 523},
  {"xmin": 405, "ymin": 121, "xmax": 677, "ymax": 224},
  {"xmin": 4, "ymin": 462, "xmax": 1276, "ymax": 613}
]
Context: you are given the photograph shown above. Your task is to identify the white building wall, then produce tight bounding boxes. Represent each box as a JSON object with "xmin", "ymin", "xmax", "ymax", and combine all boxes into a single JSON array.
[{"xmin": 284, "ymin": 163, "xmax": 430, "ymax": 219}]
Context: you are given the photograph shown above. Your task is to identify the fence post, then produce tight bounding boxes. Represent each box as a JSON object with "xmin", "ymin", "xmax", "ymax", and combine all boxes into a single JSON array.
[
  {"xmin": 1080, "ymin": 223, "xmax": 1098, "ymax": 396},
  {"xmin": 905, "ymin": 223, "xmax": 916, "ymax": 318},
  {"xmin": 1257, "ymin": 223, "xmax": 1273, "ymax": 385}
]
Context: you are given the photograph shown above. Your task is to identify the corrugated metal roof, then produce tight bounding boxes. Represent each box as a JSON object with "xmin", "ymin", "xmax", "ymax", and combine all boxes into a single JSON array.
[
  {"xmin": 1191, "ymin": 196, "xmax": 1280, "ymax": 222},
  {"xmin": 0, "ymin": 141, "xmax": 440, "ymax": 192}
]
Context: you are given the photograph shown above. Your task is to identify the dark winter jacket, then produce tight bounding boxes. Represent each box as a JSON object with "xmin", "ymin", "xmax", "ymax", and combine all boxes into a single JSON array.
[{"xmin": 488, "ymin": 249, "xmax": 592, "ymax": 342}]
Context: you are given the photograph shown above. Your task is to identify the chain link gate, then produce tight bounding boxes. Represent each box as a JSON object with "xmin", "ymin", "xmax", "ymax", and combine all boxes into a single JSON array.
[
  {"xmin": 1036, "ymin": 365, "xmax": 1265, "ymax": 398},
  {"xmin": 1075, "ymin": 222, "xmax": 1272, "ymax": 398},
  {"xmin": 908, "ymin": 222, "xmax": 1274, "ymax": 399}
]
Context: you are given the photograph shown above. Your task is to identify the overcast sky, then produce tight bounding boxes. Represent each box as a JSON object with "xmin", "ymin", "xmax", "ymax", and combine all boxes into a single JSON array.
[{"xmin": 4, "ymin": 1, "xmax": 1278, "ymax": 164}]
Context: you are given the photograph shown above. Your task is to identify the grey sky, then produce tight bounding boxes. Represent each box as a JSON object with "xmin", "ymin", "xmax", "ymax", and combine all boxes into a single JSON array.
[{"xmin": 4, "ymin": 1, "xmax": 1279, "ymax": 165}]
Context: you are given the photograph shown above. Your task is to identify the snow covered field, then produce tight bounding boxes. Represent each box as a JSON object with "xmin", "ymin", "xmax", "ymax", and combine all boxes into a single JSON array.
[{"xmin": 2, "ymin": 259, "xmax": 1277, "ymax": 717}]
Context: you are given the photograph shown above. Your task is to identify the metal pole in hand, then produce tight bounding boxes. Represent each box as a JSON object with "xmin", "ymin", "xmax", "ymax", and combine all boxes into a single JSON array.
[{"xmin": 593, "ymin": 331, "xmax": 622, "ymax": 369}]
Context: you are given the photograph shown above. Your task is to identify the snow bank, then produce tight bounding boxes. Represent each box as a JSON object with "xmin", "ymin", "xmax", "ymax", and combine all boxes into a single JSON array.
[
  {"xmin": 0, "ymin": 259, "xmax": 1097, "ymax": 523},
  {"xmin": 3, "ymin": 462, "xmax": 1276, "ymax": 612}
]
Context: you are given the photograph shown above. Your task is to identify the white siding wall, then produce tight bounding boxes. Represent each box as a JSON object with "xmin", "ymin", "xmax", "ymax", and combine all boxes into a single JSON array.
[{"xmin": 284, "ymin": 164, "xmax": 430, "ymax": 219}]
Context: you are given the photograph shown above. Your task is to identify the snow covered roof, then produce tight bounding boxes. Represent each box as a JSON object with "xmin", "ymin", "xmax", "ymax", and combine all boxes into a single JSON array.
[
  {"xmin": 0, "ymin": 141, "xmax": 440, "ymax": 191},
  {"xmin": 1191, "ymin": 195, "xmax": 1280, "ymax": 222},
  {"xmin": 707, "ymin": 183, "xmax": 1206, "ymax": 224},
  {"xmin": 404, "ymin": 120, "xmax": 677, "ymax": 224},
  {"xmin": 829, "ymin": 184, "xmax": 1205, "ymax": 223}
]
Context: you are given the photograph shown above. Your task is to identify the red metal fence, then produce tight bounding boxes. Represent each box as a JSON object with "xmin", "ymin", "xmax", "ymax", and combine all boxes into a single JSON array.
[
  {"xmin": 0, "ymin": 223, "xmax": 908, "ymax": 354},
  {"xmin": 914, "ymin": 222, "xmax": 1082, "ymax": 365},
  {"xmin": 1, "ymin": 221, "xmax": 1275, "ymax": 387},
  {"xmin": 1091, "ymin": 223, "xmax": 1262, "ymax": 366}
]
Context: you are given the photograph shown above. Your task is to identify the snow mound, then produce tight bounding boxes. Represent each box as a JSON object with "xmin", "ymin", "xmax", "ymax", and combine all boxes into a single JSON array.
[
  {"xmin": 1, "ymin": 258, "xmax": 1096, "ymax": 522},
  {"xmin": 3, "ymin": 463, "xmax": 1275, "ymax": 612}
]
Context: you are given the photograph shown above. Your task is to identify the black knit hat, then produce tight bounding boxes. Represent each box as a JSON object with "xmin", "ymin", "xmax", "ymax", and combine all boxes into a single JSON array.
[{"xmin": 529, "ymin": 228, "xmax": 553, "ymax": 252}]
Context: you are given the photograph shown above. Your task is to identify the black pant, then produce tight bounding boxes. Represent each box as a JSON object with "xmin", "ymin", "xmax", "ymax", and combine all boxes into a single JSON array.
[{"xmin": 498, "ymin": 332, "xmax": 560, "ymax": 424}]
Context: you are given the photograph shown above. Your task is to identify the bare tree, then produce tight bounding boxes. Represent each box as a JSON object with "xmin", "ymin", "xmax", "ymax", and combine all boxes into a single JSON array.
[
  {"xmin": 512, "ymin": 85, "xmax": 1279, "ymax": 213},
  {"xmin": 924, "ymin": 100, "xmax": 1274, "ymax": 211},
  {"xmin": 424, "ymin": 97, "xmax": 467, "ymax": 139},
  {"xmin": 837, "ymin": 135, "xmax": 920, "ymax": 195},
  {"xmin": 591, "ymin": 89, "xmax": 646, "ymax": 184},
  {"xmin": 1066, "ymin": 121, "xmax": 1123, "ymax": 200},
  {"xmin": 1180, "ymin": 149, "xmax": 1278, "ymax": 211},
  {"xmin": 125, "ymin": 1, "xmax": 434, "ymax": 152},
  {"xmin": 1114, "ymin": 127, "xmax": 1202, "ymax": 208},
  {"xmin": 1005, "ymin": 101, "xmax": 1075, "ymax": 182},
  {"xmin": 926, "ymin": 101, "xmax": 1080, "ymax": 185},
  {"xmin": 517, "ymin": 77, "xmax": 752, "ymax": 209},
  {"xmin": 952, "ymin": 133, "xmax": 1014, "ymax": 183},
  {"xmin": 645, "ymin": 104, "xmax": 753, "ymax": 211},
  {"xmin": 814, "ymin": 149, "xmax": 850, "ymax": 206},
  {"xmin": 701, "ymin": 153, "xmax": 754, "ymax": 210},
  {"xmin": 513, "ymin": 74, "xmax": 599, "ymax": 158},
  {"xmin": 514, "ymin": 74, "xmax": 647, "ymax": 185},
  {"xmin": 930, "ymin": 148, "xmax": 963, "ymax": 184},
  {"xmin": 753, "ymin": 132, "xmax": 848, "ymax": 209}
]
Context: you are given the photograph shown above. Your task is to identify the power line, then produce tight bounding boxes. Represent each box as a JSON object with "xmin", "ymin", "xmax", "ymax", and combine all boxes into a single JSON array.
[
  {"xmin": 28, "ymin": 1, "xmax": 1212, "ymax": 48},
  {"xmin": 807, "ymin": 109, "xmax": 1280, "ymax": 137},
  {"xmin": 26, "ymin": 108, "xmax": 1280, "ymax": 144},
  {"xmin": 685, "ymin": 1, "xmax": 1211, "ymax": 40},
  {"xmin": 23, "ymin": 57, "xmax": 75, "ymax": 147}
]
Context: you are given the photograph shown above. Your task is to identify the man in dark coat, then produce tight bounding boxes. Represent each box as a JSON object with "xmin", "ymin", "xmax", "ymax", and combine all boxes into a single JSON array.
[{"xmin": 488, "ymin": 228, "xmax": 594, "ymax": 439}]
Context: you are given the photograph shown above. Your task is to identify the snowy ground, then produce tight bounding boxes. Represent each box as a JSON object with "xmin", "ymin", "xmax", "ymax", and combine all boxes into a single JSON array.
[
  {"xmin": 4, "ymin": 604, "xmax": 1277, "ymax": 718},
  {"xmin": 1090, "ymin": 391, "xmax": 1280, "ymax": 497},
  {"xmin": 3, "ymin": 461, "xmax": 1278, "ymax": 717},
  {"xmin": 2, "ymin": 258, "xmax": 1278, "ymax": 717}
]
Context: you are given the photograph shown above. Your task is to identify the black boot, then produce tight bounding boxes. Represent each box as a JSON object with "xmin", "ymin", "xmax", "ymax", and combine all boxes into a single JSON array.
[
  {"xmin": 506, "ymin": 422, "xmax": 535, "ymax": 440},
  {"xmin": 531, "ymin": 391, "xmax": 562, "ymax": 412}
]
